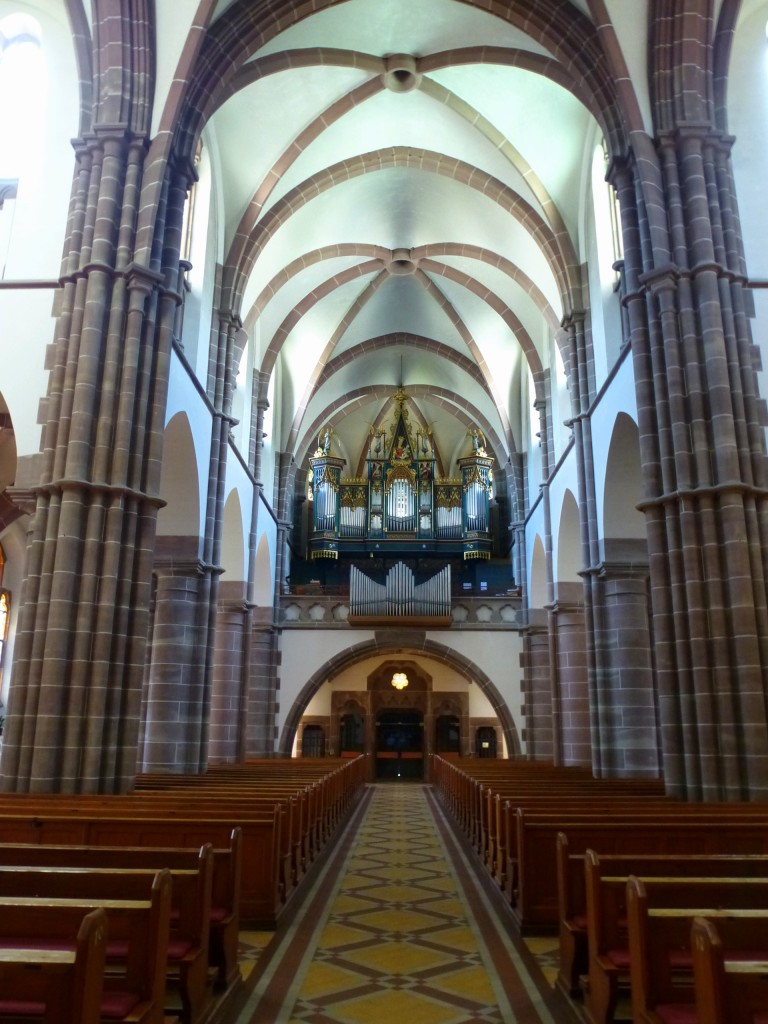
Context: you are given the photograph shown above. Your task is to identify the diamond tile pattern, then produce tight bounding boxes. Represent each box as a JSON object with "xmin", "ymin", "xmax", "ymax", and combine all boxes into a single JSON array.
[{"xmin": 285, "ymin": 785, "xmax": 510, "ymax": 1023}]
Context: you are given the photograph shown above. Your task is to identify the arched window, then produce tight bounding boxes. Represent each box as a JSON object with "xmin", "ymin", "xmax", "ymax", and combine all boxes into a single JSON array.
[
  {"xmin": 0, "ymin": 14, "xmax": 46, "ymax": 183},
  {"xmin": 591, "ymin": 139, "xmax": 623, "ymax": 288}
]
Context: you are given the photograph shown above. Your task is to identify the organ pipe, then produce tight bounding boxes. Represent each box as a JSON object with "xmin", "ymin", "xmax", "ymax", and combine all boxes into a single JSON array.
[{"xmin": 350, "ymin": 562, "xmax": 451, "ymax": 620}]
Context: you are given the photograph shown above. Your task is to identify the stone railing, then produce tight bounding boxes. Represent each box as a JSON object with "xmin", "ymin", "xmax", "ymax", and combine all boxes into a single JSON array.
[{"xmin": 276, "ymin": 593, "xmax": 527, "ymax": 629}]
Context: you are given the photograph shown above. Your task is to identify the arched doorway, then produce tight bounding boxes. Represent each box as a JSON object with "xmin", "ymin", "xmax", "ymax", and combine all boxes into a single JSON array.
[{"xmin": 375, "ymin": 708, "xmax": 424, "ymax": 780}]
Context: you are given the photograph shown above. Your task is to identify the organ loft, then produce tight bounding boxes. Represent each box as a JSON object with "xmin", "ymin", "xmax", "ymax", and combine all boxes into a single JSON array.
[{"xmin": 307, "ymin": 387, "xmax": 495, "ymax": 563}]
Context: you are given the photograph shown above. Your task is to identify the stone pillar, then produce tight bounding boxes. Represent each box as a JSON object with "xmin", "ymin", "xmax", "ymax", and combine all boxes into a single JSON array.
[
  {"xmin": 594, "ymin": 566, "xmax": 659, "ymax": 777},
  {"xmin": 208, "ymin": 585, "xmax": 249, "ymax": 764},
  {"xmin": 245, "ymin": 625, "xmax": 278, "ymax": 757},
  {"xmin": 0, "ymin": 10, "xmax": 190, "ymax": 790},
  {"xmin": 550, "ymin": 590, "xmax": 591, "ymax": 768},
  {"xmin": 521, "ymin": 621, "xmax": 553, "ymax": 761},
  {"xmin": 141, "ymin": 557, "xmax": 206, "ymax": 772},
  {"xmin": 612, "ymin": 123, "xmax": 768, "ymax": 797}
]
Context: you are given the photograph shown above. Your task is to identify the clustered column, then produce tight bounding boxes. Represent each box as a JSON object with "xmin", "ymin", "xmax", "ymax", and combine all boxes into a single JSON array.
[
  {"xmin": 616, "ymin": 114, "xmax": 768, "ymax": 797},
  {"xmin": 1, "ymin": 67, "xmax": 187, "ymax": 790}
]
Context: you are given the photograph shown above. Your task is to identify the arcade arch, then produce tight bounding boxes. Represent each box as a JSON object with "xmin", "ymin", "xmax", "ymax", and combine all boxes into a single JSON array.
[{"xmin": 282, "ymin": 642, "xmax": 518, "ymax": 776}]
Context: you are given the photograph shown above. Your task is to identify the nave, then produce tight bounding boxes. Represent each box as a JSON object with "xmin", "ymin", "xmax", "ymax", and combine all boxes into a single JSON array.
[{"xmin": 232, "ymin": 783, "xmax": 565, "ymax": 1024}]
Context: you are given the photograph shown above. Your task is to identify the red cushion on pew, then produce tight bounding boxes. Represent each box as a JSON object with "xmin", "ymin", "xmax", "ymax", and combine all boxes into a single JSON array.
[
  {"xmin": 106, "ymin": 940, "xmax": 129, "ymax": 958},
  {"xmin": 167, "ymin": 939, "xmax": 193, "ymax": 960},
  {"xmin": 607, "ymin": 948, "xmax": 631, "ymax": 968},
  {"xmin": 0, "ymin": 1000, "xmax": 47, "ymax": 1015},
  {"xmin": 100, "ymin": 991, "xmax": 141, "ymax": 1019},
  {"xmin": 654, "ymin": 1004, "xmax": 697, "ymax": 1024},
  {"xmin": 209, "ymin": 906, "xmax": 228, "ymax": 923},
  {"xmin": 668, "ymin": 950, "xmax": 693, "ymax": 969},
  {"xmin": 753, "ymin": 1015, "xmax": 768, "ymax": 1024}
]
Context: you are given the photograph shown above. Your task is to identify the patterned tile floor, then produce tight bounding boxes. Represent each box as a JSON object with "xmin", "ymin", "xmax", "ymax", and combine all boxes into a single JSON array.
[{"xmin": 231, "ymin": 784, "xmax": 574, "ymax": 1023}]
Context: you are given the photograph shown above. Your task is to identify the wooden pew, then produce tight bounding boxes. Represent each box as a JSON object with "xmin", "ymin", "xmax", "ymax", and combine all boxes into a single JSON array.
[
  {"xmin": 0, "ymin": 869, "xmax": 171, "ymax": 1024},
  {"xmin": 626, "ymin": 879, "xmax": 768, "ymax": 1024},
  {"xmin": 691, "ymin": 916, "xmax": 768, "ymax": 1024},
  {"xmin": 484, "ymin": 782, "xmax": 666, "ymax": 881},
  {"xmin": 0, "ymin": 833, "xmax": 240, "ymax": 990},
  {"xmin": 514, "ymin": 813, "xmax": 768, "ymax": 933},
  {"xmin": 0, "ymin": 907, "xmax": 107, "ymax": 1024},
  {"xmin": 556, "ymin": 836, "xmax": 768, "ymax": 998},
  {"xmin": 585, "ymin": 868, "xmax": 768, "ymax": 1024},
  {"xmin": 0, "ymin": 863, "xmax": 207, "ymax": 1024},
  {"xmin": 0, "ymin": 809, "xmax": 279, "ymax": 928},
  {"xmin": 0, "ymin": 755, "xmax": 366, "ymax": 929}
]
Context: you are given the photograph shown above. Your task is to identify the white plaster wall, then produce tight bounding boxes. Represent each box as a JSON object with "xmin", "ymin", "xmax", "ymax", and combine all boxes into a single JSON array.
[
  {"xmin": 728, "ymin": 1, "xmax": 768, "ymax": 431},
  {"xmin": 0, "ymin": 0, "xmax": 79, "ymax": 458},
  {"xmin": 300, "ymin": 653, "xmax": 500, "ymax": 718},
  {"xmin": 164, "ymin": 352, "xmax": 213, "ymax": 532},
  {"xmin": 590, "ymin": 352, "xmax": 639, "ymax": 554},
  {"xmin": 254, "ymin": 496, "xmax": 277, "ymax": 606},
  {"xmin": 223, "ymin": 448, "xmax": 255, "ymax": 581},
  {"xmin": 543, "ymin": 445, "xmax": 580, "ymax": 584},
  {"xmin": 181, "ymin": 137, "xmax": 219, "ymax": 382}
]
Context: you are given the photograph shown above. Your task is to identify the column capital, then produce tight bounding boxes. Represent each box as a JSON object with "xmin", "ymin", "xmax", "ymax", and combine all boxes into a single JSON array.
[
  {"xmin": 638, "ymin": 262, "xmax": 679, "ymax": 294},
  {"xmin": 125, "ymin": 262, "xmax": 166, "ymax": 294}
]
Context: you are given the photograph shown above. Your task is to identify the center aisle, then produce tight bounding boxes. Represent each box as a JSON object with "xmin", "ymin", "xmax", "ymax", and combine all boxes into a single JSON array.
[{"xmin": 233, "ymin": 783, "xmax": 568, "ymax": 1024}]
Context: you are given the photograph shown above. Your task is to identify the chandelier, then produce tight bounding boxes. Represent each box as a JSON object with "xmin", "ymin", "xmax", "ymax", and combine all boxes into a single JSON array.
[{"xmin": 391, "ymin": 672, "xmax": 409, "ymax": 691}]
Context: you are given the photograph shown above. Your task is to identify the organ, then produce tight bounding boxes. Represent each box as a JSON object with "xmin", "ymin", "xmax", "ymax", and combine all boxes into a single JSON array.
[
  {"xmin": 309, "ymin": 388, "xmax": 493, "ymax": 562},
  {"xmin": 349, "ymin": 561, "xmax": 452, "ymax": 625}
]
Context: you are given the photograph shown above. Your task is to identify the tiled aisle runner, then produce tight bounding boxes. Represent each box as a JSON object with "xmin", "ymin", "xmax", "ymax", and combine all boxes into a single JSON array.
[{"xmin": 236, "ymin": 785, "xmax": 564, "ymax": 1024}]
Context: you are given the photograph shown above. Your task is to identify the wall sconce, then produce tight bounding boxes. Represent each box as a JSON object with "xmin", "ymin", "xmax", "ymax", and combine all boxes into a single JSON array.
[{"xmin": 391, "ymin": 672, "xmax": 409, "ymax": 691}]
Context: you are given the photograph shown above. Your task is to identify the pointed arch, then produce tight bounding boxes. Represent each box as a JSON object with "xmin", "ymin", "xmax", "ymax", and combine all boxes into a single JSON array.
[
  {"xmin": 603, "ymin": 412, "xmax": 645, "ymax": 544},
  {"xmin": 220, "ymin": 489, "xmax": 246, "ymax": 581},
  {"xmin": 529, "ymin": 534, "xmax": 548, "ymax": 609},
  {"xmin": 556, "ymin": 489, "xmax": 582, "ymax": 584},
  {"xmin": 254, "ymin": 532, "xmax": 274, "ymax": 607},
  {"xmin": 156, "ymin": 412, "xmax": 201, "ymax": 541}
]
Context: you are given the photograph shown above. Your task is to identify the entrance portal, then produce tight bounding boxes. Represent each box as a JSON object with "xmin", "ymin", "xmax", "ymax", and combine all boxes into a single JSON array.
[{"xmin": 375, "ymin": 709, "xmax": 424, "ymax": 780}]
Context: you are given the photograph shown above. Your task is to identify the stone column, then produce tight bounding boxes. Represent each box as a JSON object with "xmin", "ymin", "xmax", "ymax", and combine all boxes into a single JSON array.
[
  {"xmin": 613, "ymin": 123, "xmax": 768, "ymax": 797},
  {"xmin": 140, "ymin": 556, "xmax": 206, "ymax": 773},
  {"xmin": 550, "ymin": 589, "xmax": 591, "ymax": 768},
  {"xmin": 208, "ymin": 584, "xmax": 249, "ymax": 763},
  {"xmin": 245, "ymin": 625, "xmax": 278, "ymax": 757},
  {"xmin": 594, "ymin": 565, "xmax": 659, "ymax": 776},
  {"xmin": 521, "ymin": 620, "xmax": 554, "ymax": 761},
  {"xmin": 0, "ymin": 96, "xmax": 189, "ymax": 790}
]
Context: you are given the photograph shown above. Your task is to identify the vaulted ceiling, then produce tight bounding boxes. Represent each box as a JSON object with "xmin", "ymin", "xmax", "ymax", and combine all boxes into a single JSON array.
[{"xmin": 190, "ymin": 0, "xmax": 612, "ymax": 484}]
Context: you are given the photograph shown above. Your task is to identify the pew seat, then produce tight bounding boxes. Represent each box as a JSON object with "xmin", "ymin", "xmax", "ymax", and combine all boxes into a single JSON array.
[
  {"xmin": 585, "ymin": 863, "xmax": 768, "ymax": 1024},
  {"xmin": 0, "ymin": 909, "xmax": 106, "ymax": 1024},
  {"xmin": 556, "ymin": 837, "xmax": 768, "ymax": 999},
  {"xmin": 0, "ymin": 873, "xmax": 171, "ymax": 1024},
  {"xmin": 692, "ymin": 916, "xmax": 768, "ymax": 1024},
  {"xmin": 0, "ymin": 834, "xmax": 240, "ymax": 991}
]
